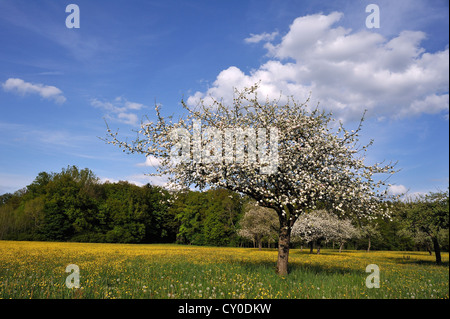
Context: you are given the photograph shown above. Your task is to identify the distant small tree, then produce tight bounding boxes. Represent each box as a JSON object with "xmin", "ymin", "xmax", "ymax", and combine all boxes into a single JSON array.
[
  {"xmin": 358, "ymin": 223, "xmax": 381, "ymax": 252},
  {"xmin": 292, "ymin": 210, "xmax": 359, "ymax": 254},
  {"xmin": 238, "ymin": 201, "xmax": 279, "ymax": 250}
]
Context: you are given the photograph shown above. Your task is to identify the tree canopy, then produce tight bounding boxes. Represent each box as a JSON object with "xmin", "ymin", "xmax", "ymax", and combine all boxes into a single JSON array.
[{"xmin": 0, "ymin": 166, "xmax": 176, "ymax": 243}]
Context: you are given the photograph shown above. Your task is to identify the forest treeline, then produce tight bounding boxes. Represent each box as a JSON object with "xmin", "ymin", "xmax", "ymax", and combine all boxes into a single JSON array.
[
  {"xmin": 0, "ymin": 166, "xmax": 243, "ymax": 245},
  {"xmin": 0, "ymin": 165, "xmax": 448, "ymax": 252}
]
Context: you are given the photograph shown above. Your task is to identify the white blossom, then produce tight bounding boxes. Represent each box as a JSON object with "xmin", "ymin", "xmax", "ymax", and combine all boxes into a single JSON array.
[{"xmin": 292, "ymin": 210, "xmax": 359, "ymax": 250}]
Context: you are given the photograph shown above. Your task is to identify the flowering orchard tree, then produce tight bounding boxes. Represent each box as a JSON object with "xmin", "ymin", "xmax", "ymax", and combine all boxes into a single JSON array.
[
  {"xmin": 291, "ymin": 210, "xmax": 359, "ymax": 254},
  {"xmin": 238, "ymin": 201, "xmax": 279, "ymax": 250},
  {"xmin": 105, "ymin": 84, "xmax": 397, "ymax": 275}
]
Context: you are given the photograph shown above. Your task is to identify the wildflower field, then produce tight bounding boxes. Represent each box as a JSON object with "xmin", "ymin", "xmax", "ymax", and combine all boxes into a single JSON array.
[{"xmin": 0, "ymin": 240, "xmax": 448, "ymax": 299}]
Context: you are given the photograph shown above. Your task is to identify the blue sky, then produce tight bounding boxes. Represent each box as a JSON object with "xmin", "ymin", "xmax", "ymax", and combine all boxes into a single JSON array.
[{"xmin": 0, "ymin": 0, "xmax": 448, "ymax": 198}]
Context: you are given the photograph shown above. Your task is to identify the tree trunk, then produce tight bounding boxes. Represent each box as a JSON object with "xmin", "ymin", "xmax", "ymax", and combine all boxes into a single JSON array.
[
  {"xmin": 367, "ymin": 236, "xmax": 371, "ymax": 252},
  {"xmin": 426, "ymin": 243, "xmax": 432, "ymax": 255},
  {"xmin": 316, "ymin": 240, "xmax": 321, "ymax": 255},
  {"xmin": 277, "ymin": 225, "xmax": 291, "ymax": 276},
  {"xmin": 431, "ymin": 235, "xmax": 442, "ymax": 265},
  {"xmin": 258, "ymin": 239, "xmax": 262, "ymax": 251},
  {"xmin": 309, "ymin": 241, "xmax": 314, "ymax": 254},
  {"xmin": 339, "ymin": 242, "xmax": 344, "ymax": 253}
]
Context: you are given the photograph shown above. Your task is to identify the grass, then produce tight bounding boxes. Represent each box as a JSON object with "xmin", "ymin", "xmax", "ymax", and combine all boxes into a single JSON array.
[{"xmin": 0, "ymin": 240, "xmax": 448, "ymax": 299}]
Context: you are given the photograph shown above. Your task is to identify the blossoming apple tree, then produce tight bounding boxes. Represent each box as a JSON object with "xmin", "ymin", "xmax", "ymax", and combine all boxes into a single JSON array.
[
  {"xmin": 291, "ymin": 209, "xmax": 359, "ymax": 254},
  {"xmin": 105, "ymin": 84, "xmax": 397, "ymax": 275}
]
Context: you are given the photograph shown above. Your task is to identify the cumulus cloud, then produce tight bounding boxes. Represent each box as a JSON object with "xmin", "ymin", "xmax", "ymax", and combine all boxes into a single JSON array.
[
  {"xmin": 406, "ymin": 94, "xmax": 449, "ymax": 116},
  {"xmin": 91, "ymin": 96, "xmax": 146, "ymax": 126},
  {"xmin": 388, "ymin": 184, "xmax": 408, "ymax": 196},
  {"xmin": 136, "ymin": 156, "xmax": 162, "ymax": 168},
  {"xmin": 188, "ymin": 12, "xmax": 449, "ymax": 121},
  {"xmin": 2, "ymin": 78, "xmax": 66, "ymax": 104}
]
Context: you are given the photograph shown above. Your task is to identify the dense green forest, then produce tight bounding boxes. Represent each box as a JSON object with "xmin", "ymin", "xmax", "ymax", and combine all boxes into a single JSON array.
[
  {"xmin": 0, "ymin": 166, "xmax": 245, "ymax": 245},
  {"xmin": 0, "ymin": 166, "xmax": 448, "ymax": 253}
]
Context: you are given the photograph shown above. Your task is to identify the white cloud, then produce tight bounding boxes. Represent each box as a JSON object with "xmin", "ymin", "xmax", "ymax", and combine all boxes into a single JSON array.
[
  {"xmin": 136, "ymin": 156, "xmax": 162, "ymax": 168},
  {"xmin": 117, "ymin": 112, "xmax": 139, "ymax": 126},
  {"xmin": 388, "ymin": 184, "xmax": 408, "ymax": 196},
  {"xmin": 125, "ymin": 101, "xmax": 144, "ymax": 110},
  {"xmin": 91, "ymin": 99, "xmax": 124, "ymax": 113},
  {"xmin": 187, "ymin": 12, "xmax": 449, "ymax": 121},
  {"xmin": 125, "ymin": 174, "xmax": 168, "ymax": 187},
  {"xmin": 406, "ymin": 94, "xmax": 449, "ymax": 116},
  {"xmin": 387, "ymin": 185, "xmax": 435, "ymax": 202},
  {"xmin": 91, "ymin": 96, "xmax": 146, "ymax": 126},
  {"xmin": 244, "ymin": 31, "xmax": 279, "ymax": 44},
  {"xmin": 2, "ymin": 78, "xmax": 66, "ymax": 104}
]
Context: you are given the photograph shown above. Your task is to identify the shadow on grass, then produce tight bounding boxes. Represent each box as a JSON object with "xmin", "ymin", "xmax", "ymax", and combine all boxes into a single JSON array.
[
  {"xmin": 291, "ymin": 250, "xmax": 348, "ymax": 256},
  {"xmin": 293, "ymin": 249, "xmax": 449, "ymax": 266},
  {"xmin": 230, "ymin": 256, "xmax": 364, "ymax": 277},
  {"xmin": 385, "ymin": 256, "xmax": 449, "ymax": 267},
  {"xmin": 364, "ymin": 250, "xmax": 450, "ymax": 267},
  {"xmin": 288, "ymin": 262, "xmax": 363, "ymax": 277},
  {"xmin": 230, "ymin": 249, "xmax": 448, "ymax": 277}
]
